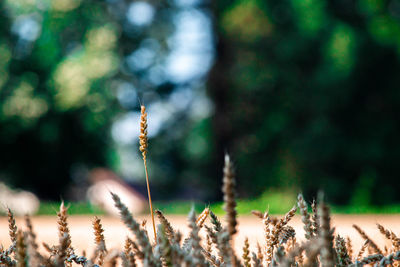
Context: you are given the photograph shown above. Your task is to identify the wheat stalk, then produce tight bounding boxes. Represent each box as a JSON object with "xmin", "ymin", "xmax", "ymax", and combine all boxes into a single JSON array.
[
  {"xmin": 93, "ymin": 216, "xmax": 107, "ymax": 265},
  {"xmin": 318, "ymin": 199, "xmax": 334, "ymax": 267},
  {"xmin": 242, "ymin": 237, "xmax": 251, "ymax": 267},
  {"xmin": 251, "ymin": 210, "xmax": 264, "ymax": 219},
  {"xmin": 25, "ymin": 215, "xmax": 44, "ymax": 266},
  {"xmin": 139, "ymin": 104, "xmax": 157, "ymax": 242},
  {"xmin": 356, "ymin": 239, "xmax": 369, "ymax": 261},
  {"xmin": 16, "ymin": 230, "xmax": 26, "ymax": 267},
  {"xmin": 155, "ymin": 210, "xmax": 175, "ymax": 242},
  {"xmin": 346, "ymin": 236, "xmax": 353, "ymax": 261},
  {"xmin": 252, "ymin": 251, "xmax": 262, "ymax": 267}
]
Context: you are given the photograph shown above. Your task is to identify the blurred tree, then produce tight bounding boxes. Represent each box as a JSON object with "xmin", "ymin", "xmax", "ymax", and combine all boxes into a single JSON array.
[
  {"xmin": 3, "ymin": 0, "xmax": 400, "ymax": 206},
  {"xmin": 0, "ymin": 0, "xmax": 175, "ymax": 199},
  {"xmin": 207, "ymin": 0, "xmax": 400, "ymax": 204},
  {"xmin": 0, "ymin": 0, "xmax": 121, "ymax": 199}
]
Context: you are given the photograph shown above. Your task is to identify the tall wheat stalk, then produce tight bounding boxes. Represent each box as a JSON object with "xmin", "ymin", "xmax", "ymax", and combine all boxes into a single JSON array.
[{"xmin": 139, "ymin": 105, "xmax": 157, "ymax": 242}]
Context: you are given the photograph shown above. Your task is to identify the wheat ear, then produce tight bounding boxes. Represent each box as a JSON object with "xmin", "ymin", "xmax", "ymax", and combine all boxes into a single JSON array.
[
  {"xmin": 335, "ymin": 235, "xmax": 352, "ymax": 266},
  {"xmin": 376, "ymin": 223, "xmax": 400, "ymax": 250},
  {"xmin": 157, "ymin": 224, "xmax": 172, "ymax": 267},
  {"xmin": 93, "ymin": 217, "xmax": 106, "ymax": 251},
  {"xmin": 356, "ymin": 240, "xmax": 369, "ymax": 261},
  {"xmin": 202, "ymin": 246, "xmax": 221, "ymax": 267},
  {"xmin": 311, "ymin": 200, "xmax": 319, "ymax": 235},
  {"xmin": 251, "ymin": 210, "xmax": 264, "ymax": 219},
  {"xmin": 57, "ymin": 201, "xmax": 73, "ymax": 263},
  {"xmin": 252, "ymin": 251, "xmax": 262, "ymax": 267},
  {"xmin": 7, "ymin": 208, "xmax": 17, "ymax": 254},
  {"xmin": 196, "ymin": 207, "xmax": 210, "ymax": 228},
  {"xmin": 129, "ymin": 238, "xmax": 144, "ymax": 260},
  {"xmin": 205, "ymin": 225, "xmax": 219, "ymax": 253},
  {"xmin": 271, "ymin": 205, "xmax": 297, "ymax": 248},
  {"xmin": 298, "ymin": 194, "xmax": 313, "ymax": 240},
  {"xmin": 210, "ymin": 211, "xmax": 222, "ymax": 232},
  {"xmin": 242, "ymin": 237, "xmax": 251, "ymax": 267},
  {"xmin": 139, "ymin": 104, "xmax": 157, "ymax": 242},
  {"xmin": 124, "ymin": 238, "xmax": 136, "ymax": 267},
  {"xmin": 353, "ymin": 224, "xmax": 382, "ymax": 254},
  {"xmin": 188, "ymin": 208, "xmax": 206, "ymax": 266},
  {"xmin": 222, "ymin": 154, "xmax": 238, "ymax": 237},
  {"xmin": 222, "ymin": 154, "xmax": 239, "ymax": 266},
  {"xmin": 264, "ymin": 212, "xmax": 273, "ymax": 265},
  {"xmin": 357, "ymin": 253, "xmax": 385, "ymax": 265},
  {"xmin": 93, "ymin": 216, "xmax": 107, "ymax": 265},
  {"xmin": 346, "ymin": 236, "xmax": 353, "ymax": 261},
  {"xmin": 257, "ymin": 242, "xmax": 264, "ymax": 262},
  {"xmin": 155, "ymin": 210, "xmax": 175, "ymax": 242}
]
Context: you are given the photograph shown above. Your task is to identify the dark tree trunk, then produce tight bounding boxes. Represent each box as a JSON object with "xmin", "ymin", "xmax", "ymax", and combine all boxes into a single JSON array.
[{"xmin": 206, "ymin": 4, "xmax": 235, "ymax": 200}]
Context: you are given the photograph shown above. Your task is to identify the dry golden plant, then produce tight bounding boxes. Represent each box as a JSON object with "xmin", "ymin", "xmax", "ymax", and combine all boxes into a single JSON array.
[
  {"xmin": 93, "ymin": 216, "xmax": 107, "ymax": 265},
  {"xmin": 196, "ymin": 207, "xmax": 210, "ymax": 228},
  {"xmin": 0, "ymin": 195, "xmax": 387, "ymax": 267},
  {"xmin": 139, "ymin": 104, "xmax": 157, "ymax": 242}
]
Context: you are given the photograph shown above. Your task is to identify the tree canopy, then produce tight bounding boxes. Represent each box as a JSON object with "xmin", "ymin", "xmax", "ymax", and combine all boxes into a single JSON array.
[{"xmin": 1, "ymin": 0, "xmax": 400, "ymax": 205}]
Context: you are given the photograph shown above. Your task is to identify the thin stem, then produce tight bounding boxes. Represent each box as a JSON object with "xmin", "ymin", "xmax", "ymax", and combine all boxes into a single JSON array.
[
  {"xmin": 144, "ymin": 159, "xmax": 157, "ymax": 242},
  {"xmin": 230, "ymin": 239, "xmax": 236, "ymax": 266}
]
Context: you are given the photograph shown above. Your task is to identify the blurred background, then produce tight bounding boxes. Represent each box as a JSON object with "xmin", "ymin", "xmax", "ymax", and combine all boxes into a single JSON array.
[{"xmin": 1, "ymin": 0, "xmax": 400, "ymax": 215}]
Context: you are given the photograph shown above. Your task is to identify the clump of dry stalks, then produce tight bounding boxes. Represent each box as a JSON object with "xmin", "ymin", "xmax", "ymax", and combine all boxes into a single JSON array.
[
  {"xmin": 2, "ymin": 157, "xmax": 400, "ymax": 267},
  {"xmin": 1, "ymin": 107, "xmax": 400, "ymax": 267}
]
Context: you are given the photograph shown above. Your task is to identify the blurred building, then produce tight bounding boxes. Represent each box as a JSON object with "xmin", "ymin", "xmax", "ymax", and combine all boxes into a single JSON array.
[
  {"xmin": 0, "ymin": 183, "xmax": 40, "ymax": 215},
  {"xmin": 86, "ymin": 168, "xmax": 147, "ymax": 215}
]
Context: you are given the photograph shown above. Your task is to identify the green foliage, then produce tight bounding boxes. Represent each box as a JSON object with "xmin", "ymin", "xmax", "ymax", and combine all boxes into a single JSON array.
[
  {"xmin": 0, "ymin": 0, "xmax": 122, "ymax": 198},
  {"xmin": 2, "ymin": 0, "xmax": 400, "ymax": 206},
  {"xmin": 211, "ymin": 190, "xmax": 297, "ymax": 215},
  {"xmin": 37, "ymin": 202, "xmax": 105, "ymax": 215},
  {"xmin": 153, "ymin": 201, "xmax": 206, "ymax": 215},
  {"xmin": 209, "ymin": 0, "xmax": 400, "ymax": 204},
  {"xmin": 34, "ymin": 198, "xmax": 400, "ymax": 216},
  {"xmin": 331, "ymin": 204, "xmax": 400, "ymax": 214}
]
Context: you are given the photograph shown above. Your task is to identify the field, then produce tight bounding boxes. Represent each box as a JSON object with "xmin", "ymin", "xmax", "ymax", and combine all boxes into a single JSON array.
[
  {"xmin": 1, "ymin": 214, "xmax": 399, "ymax": 255},
  {"xmin": 1, "ymin": 136, "xmax": 399, "ymax": 266}
]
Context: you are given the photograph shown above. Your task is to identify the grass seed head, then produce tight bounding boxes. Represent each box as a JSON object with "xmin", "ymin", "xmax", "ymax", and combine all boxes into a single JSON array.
[
  {"xmin": 222, "ymin": 153, "xmax": 238, "ymax": 237},
  {"xmin": 139, "ymin": 105, "xmax": 148, "ymax": 161}
]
